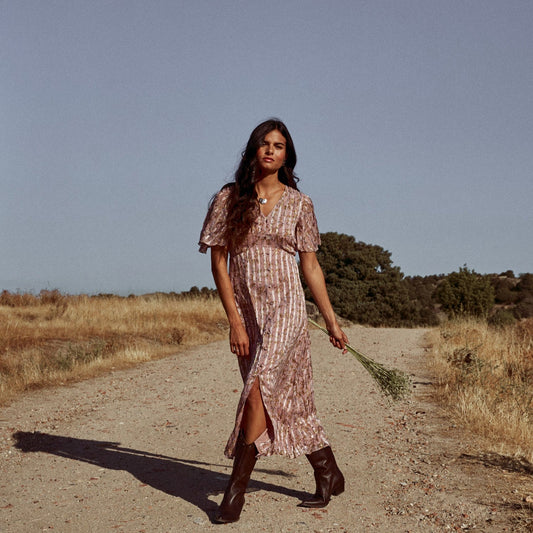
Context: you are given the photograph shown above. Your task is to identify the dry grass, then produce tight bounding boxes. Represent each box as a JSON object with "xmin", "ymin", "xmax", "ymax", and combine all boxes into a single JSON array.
[
  {"xmin": 0, "ymin": 291, "xmax": 227, "ymax": 405},
  {"xmin": 429, "ymin": 317, "xmax": 533, "ymax": 461}
]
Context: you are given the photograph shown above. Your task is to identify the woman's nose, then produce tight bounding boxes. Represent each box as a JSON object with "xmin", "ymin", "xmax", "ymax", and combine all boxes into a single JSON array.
[{"xmin": 265, "ymin": 144, "xmax": 273, "ymax": 154}]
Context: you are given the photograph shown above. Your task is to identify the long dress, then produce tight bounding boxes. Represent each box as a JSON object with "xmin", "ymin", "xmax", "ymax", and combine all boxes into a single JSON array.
[{"xmin": 199, "ymin": 185, "xmax": 330, "ymax": 459}]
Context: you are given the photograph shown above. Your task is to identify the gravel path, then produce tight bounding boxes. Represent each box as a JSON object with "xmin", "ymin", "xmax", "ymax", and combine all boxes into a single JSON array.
[{"xmin": 1, "ymin": 325, "xmax": 531, "ymax": 532}]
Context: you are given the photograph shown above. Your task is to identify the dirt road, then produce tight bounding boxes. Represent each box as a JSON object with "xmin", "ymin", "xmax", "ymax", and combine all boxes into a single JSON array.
[{"xmin": 1, "ymin": 326, "xmax": 531, "ymax": 532}]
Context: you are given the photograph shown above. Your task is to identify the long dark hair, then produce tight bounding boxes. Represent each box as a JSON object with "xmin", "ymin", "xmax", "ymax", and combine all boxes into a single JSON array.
[{"xmin": 224, "ymin": 118, "xmax": 299, "ymax": 250}]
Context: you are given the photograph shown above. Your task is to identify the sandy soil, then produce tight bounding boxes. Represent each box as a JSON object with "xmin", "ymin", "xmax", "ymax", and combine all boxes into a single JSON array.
[{"xmin": 1, "ymin": 325, "xmax": 532, "ymax": 532}]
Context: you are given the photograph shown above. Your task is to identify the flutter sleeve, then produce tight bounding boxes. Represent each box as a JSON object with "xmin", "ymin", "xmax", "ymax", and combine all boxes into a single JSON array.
[
  {"xmin": 295, "ymin": 194, "xmax": 321, "ymax": 252},
  {"xmin": 198, "ymin": 187, "xmax": 231, "ymax": 253}
]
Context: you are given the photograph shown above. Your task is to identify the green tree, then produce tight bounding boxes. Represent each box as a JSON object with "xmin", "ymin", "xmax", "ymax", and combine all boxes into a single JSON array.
[
  {"xmin": 435, "ymin": 266, "xmax": 495, "ymax": 318},
  {"xmin": 404, "ymin": 275, "xmax": 441, "ymax": 326},
  {"xmin": 304, "ymin": 232, "xmax": 434, "ymax": 326},
  {"xmin": 491, "ymin": 275, "xmax": 519, "ymax": 305}
]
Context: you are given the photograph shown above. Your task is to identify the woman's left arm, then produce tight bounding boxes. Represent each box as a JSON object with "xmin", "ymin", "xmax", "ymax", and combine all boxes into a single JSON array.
[{"xmin": 299, "ymin": 251, "xmax": 348, "ymax": 352}]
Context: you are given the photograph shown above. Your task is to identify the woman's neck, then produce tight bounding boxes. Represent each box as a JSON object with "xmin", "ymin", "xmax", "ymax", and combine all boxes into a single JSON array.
[{"xmin": 255, "ymin": 173, "xmax": 282, "ymax": 194}]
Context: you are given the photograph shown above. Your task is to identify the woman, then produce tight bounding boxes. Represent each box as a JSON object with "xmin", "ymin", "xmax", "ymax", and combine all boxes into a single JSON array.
[{"xmin": 199, "ymin": 118, "xmax": 349, "ymax": 524}]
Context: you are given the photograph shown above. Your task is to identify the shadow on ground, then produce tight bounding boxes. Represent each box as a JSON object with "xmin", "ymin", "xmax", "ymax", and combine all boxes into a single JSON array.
[
  {"xmin": 460, "ymin": 452, "xmax": 533, "ymax": 475},
  {"xmin": 12, "ymin": 431, "xmax": 309, "ymax": 522}
]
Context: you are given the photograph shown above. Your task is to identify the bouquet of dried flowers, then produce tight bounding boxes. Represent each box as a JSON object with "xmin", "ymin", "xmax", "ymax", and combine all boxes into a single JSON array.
[{"xmin": 308, "ymin": 318, "xmax": 411, "ymax": 402}]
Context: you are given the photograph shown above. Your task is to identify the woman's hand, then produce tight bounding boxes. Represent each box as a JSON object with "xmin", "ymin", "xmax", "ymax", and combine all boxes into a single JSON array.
[
  {"xmin": 229, "ymin": 321, "xmax": 250, "ymax": 357},
  {"xmin": 327, "ymin": 322, "xmax": 349, "ymax": 354}
]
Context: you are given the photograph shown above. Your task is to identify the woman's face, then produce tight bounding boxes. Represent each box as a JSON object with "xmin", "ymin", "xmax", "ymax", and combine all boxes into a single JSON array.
[{"xmin": 255, "ymin": 129, "xmax": 287, "ymax": 177}]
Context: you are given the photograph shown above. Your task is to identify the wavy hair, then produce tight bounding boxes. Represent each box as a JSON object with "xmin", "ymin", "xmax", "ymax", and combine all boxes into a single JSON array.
[{"xmin": 223, "ymin": 118, "xmax": 299, "ymax": 250}]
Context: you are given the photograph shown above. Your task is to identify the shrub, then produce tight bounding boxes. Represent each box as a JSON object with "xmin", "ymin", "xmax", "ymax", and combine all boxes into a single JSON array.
[
  {"xmin": 435, "ymin": 266, "xmax": 495, "ymax": 319},
  {"xmin": 488, "ymin": 308, "xmax": 516, "ymax": 328}
]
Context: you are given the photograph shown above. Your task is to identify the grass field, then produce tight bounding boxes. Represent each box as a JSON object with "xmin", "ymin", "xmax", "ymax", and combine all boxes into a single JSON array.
[{"xmin": 0, "ymin": 290, "xmax": 227, "ymax": 405}]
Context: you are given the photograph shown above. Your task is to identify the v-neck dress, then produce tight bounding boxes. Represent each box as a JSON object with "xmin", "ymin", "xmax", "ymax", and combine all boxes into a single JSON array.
[{"xmin": 199, "ymin": 185, "xmax": 330, "ymax": 458}]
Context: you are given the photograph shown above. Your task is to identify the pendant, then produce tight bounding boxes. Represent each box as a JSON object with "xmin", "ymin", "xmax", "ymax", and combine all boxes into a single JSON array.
[{"xmin": 258, "ymin": 197, "xmax": 267, "ymax": 204}]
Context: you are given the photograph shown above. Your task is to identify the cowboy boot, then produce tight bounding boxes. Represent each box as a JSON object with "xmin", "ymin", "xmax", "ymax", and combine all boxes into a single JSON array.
[
  {"xmin": 215, "ymin": 434, "xmax": 258, "ymax": 523},
  {"xmin": 298, "ymin": 446, "xmax": 344, "ymax": 508}
]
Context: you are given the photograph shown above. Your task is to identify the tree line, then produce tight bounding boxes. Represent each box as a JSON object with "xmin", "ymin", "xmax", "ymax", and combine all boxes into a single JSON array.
[
  {"xmin": 301, "ymin": 232, "xmax": 533, "ymax": 327},
  {"xmin": 5, "ymin": 232, "xmax": 529, "ymax": 328}
]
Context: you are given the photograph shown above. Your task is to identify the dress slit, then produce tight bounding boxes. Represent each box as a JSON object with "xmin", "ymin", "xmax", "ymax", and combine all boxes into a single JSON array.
[
  {"xmin": 236, "ymin": 374, "xmax": 275, "ymax": 453},
  {"xmin": 250, "ymin": 376, "xmax": 275, "ymax": 454}
]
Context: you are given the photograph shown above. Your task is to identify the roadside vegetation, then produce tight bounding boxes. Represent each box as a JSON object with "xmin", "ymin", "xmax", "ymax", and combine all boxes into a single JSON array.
[
  {"xmin": 430, "ymin": 317, "xmax": 533, "ymax": 461},
  {"xmin": 0, "ymin": 289, "xmax": 226, "ymax": 405}
]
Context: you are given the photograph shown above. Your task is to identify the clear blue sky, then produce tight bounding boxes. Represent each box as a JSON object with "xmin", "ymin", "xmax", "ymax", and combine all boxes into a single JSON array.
[{"xmin": 2, "ymin": 1, "xmax": 532, "ymax": 295}]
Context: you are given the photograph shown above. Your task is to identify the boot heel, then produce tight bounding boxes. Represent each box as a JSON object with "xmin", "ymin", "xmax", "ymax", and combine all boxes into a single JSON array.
[{"xmin": 332, "ymin": 479, "xmax": 345, "ymax": 496}]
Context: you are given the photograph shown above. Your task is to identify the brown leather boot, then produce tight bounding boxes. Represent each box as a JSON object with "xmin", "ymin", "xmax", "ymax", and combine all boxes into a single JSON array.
[
  {"xmin": 215, "ymin": 435, "xmax": 258, "ymax": 523},
  {"xmin": 298, "ymin": 446, "xmax": 344, "ymax": 508}
]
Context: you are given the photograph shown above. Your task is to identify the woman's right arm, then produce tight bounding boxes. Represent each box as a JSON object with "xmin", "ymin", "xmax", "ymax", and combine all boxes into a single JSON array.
[{"xmin": 210, "ymin": 246, "xmax": 250, "ymax": 357}]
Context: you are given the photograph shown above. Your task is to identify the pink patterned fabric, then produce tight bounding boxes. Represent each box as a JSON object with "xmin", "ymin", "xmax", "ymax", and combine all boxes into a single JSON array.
[{"xmin": 199, "ymin": 185, "xmax": 330, "ymax": 458}]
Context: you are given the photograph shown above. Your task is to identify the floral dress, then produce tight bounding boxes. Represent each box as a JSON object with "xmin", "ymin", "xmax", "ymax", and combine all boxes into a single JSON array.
[{"xmin": 199, "ymin": 185, "xmax": 330, "ymax": 458}]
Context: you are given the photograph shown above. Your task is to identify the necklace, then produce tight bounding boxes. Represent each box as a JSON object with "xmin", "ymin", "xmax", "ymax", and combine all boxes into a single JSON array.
[{"xmin": 256, "ymin": 186, "xmax": 284, "ymax": 205}]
